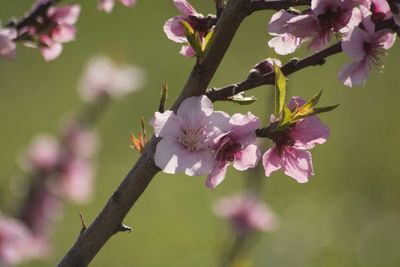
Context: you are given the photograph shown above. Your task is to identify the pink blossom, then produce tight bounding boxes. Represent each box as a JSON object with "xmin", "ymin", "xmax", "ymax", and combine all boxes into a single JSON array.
[
  {"xmin": 206, "ymin": 112, "xmax": 261, "ymax": 189},
  {"xmin": 262, "ymin": 97, "xmax": 329, "ymax": 183},
  {"xmin": 22, "ymin": 135, "xmax": 61, "ymax": 173},
  {"xmin": 79, "ymin": 55, "xmax": 145, "ymax": 102},
  {"xmin": 268, "ymin": 0, "xmax": 359, "ymax": 54},
  {"xmin": 339, "ymin": 7, "xmax": 396, "ymax": 87},
  {"xmin": 0, "ymin": 215, "xmax": 47, "ymax": 265},
  {"xmin": 213, "ymin": 193, "xmax": 279, "ymax": 235},
  {"xmin": 164, "ymin": 0, "xmax": 213, "ymax": 57},
  {"xmin": 62, "ymin": 120, "xmax": 99, "ymax": 159},
  {"xmin": 0, "ymin": 28, "xmax": 16, "ymax": 60},
  {"xmin": 19, "ymin": 185, "xmax": 62, "ymax": 235},
  {"xmin": 59, "ymin": 158, "xmax": 95, "ymax": 203},
  {"xmin": 21, "ymin": 4, "xmax": 80, "ymax": 61},
  {"xmin": 98, "ymin": 0, "xmax": 137, "ymax": 13},
  {"xmin": 151, "ymin": 96, "xmax": 230, "ymax": 176}
]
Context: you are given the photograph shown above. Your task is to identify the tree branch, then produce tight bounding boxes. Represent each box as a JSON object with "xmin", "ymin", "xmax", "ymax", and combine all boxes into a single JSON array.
[
  {"xmin": 7, "ymin": 0, "xmax": 61, "ymax": 31},
  {"xmin": 250, "ymin": 0, "xmax": 311, "ymax": 12},
  {"xmin": 57, "ymin": 1, "xmax": 253, "ymax": 266},
  {"xmin": 206, "ymin": 42, "xmax": 342, "ymax": 102}
]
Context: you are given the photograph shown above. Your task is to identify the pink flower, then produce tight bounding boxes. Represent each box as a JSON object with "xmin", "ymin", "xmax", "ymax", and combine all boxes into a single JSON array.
[
  {"xmin": 0, "ymin": 215, "xmax": 37, "ymax": 265},
  {"xmin": 62, "ymin": 120, "xmax": 99, "ymax": 159},
  {"xmin": 19, "ymin": 185, "xmax": 62, "ymax": 235},
  {"xmin": 214, "ymin": 193, "xmax": 279, "ymax": 235},
  {"xmin": 59, "ymin": 158, "xmax": 95, "ymax": 203},
  {"xmin": 22, "ymin": 135, "xmax": 61, "ymax": 173},
  {"xmin": 21, "ymin": 4, "xmax": 81, "ymax": 61},
  {"xmin": 164, "ymin": 0, "xmax": 213, "ymax": 57},
  {"xmin": 206, "ymin": 112, "xmax": 261, "ymax": 189},
  {"xmin": 339, "ymin": 7, "xmax": 396, "ymax": 87},
  {"xmin": 79, "ymin": 55, "xmax": 145, "ymax": 102},
  {"xmin": 0, "ymin": 28, "xmax": 17, "ymax": 60},
  {"xmin": 150, "ymin": 96, "xmax": 230, "ymax": 176},
  {"xmin": 262, "ymin": 97, "xmax": 330, "ymax": 183},
  {"xmin": 268, "ymin": 0, "xmax": 359, "ymax": 54},
  {"xmin": 98, "ymin": 0, "xmax": 137, "ymax": 13}
]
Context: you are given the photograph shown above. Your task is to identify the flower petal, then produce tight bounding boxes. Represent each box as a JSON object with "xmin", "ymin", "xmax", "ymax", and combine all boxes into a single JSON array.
[
  {"xmin": 262, "ymin": 147, "xmax": 282, "ymax": 177},
  {"xmin": 291, "ymin": 116, "xmax": 330, "ymax": 149},
  {"xmin": 149, "ymin": 110, "xmax": 181, "ymax": 139},
  {"xmin": 206, "ymin": 161, "xmax": 229, "ymax": 189},
  {"xmin": 282, "ymin": 148, "xmax": 314, "ymax": 183},
  {"xmin": 233, "ymin": 144, "xmax": 261, "ymax": 171},
  {"xmin": 174, "ymin": 0, "xmax": 198, "ymax": 16}
]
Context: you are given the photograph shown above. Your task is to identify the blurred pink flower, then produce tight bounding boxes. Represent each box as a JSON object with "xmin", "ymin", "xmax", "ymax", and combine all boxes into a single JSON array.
[
  {"xmin": 62, "ymin": 120, "xmax": 99, "ymax": 159},
  {"xmin": 22, "ymin": 135, "xmax": 61, "ymax": 173},
  {"xmin": 262, "ymin": 97, "xmax": 330, "ymax": 183},
  {"xmin": 19, "ymin": 185, "xmax": 62, "ymax": 235},
  {"xmin": 59, "ymin": 158, "xmax": 95, "ymax": 203},
  {"xmin": 214, "ymin": 193, "xmax": 279, "ymax": 235},
  {"xmin": 79, "ymin": 55, "xmax": 145, "ymax": 102},
  {"xmin": 0, "ymin": 28, "xmax": 16, "ymax": 60},
  {"xmin": 151, "ymin": 96, "xmax": 230, "ymax": 176},
  {"xmin": 339, "ymin": 7, "xmax": 396, "ymax": 87},
  {"xmin": 0, "ymin": 215, "xmax": 47, "ymax": 265},
  {"xmin": 206, "ymin": 112, "xmax": 261, "ymax": 189},
  {"xmin": 98, "ymin": 0, "xmax": 137, "ymax": 13}
]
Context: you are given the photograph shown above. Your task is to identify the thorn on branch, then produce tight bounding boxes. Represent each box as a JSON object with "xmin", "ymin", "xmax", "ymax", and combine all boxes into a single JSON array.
[
  {"xmin": 119, "ymin": 223, "xmax": 132, "ymax": 233},
  {"xmin": 159, "ymin": 82, "xmax": 168, "ymax": 113},
  {"xmin": 79, "ymin": 213, "xmax": 87, "ymax": 235}
]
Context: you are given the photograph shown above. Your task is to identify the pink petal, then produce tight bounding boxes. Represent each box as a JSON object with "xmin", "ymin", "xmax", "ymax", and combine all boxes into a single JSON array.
[
  {"xmin": 282, "ymin": 148, "xmax": 314, "ymax": 183},
  {"xmin": 51, "ymin": 24, "xmax": 76, "ymax": 43},
  {"xmin": 268, "ymin": 34, "xmax": 301, "ymax": 55},
  {"xmin": 342, "ymin": 27, "xmax": 369, "ymax": 61},
  {"xmin": 119, "ymin": 0, "xmax": 136, "ymax": 7},
  {"xmin": 230, "ymin": 112, "xmax": 261, "ymax": 140},
  {"xmin": 164, "ymin": 16, "xmax": 187, "ymax": 43},
  {"xmin": 0, "ymin": 28, "xmax": 17, "ymax": 60},
  {"xmin": 149, "ymin": 110, "xmax": 182, "ymax": 139},
  {"xmin": 287, "ymin": 14, "xmax": 319, "ymax": 38},
  {"xmin": 338, "ymin": 58, "xmax": 370, "ymax": 87},
  {"xmin": 174, "ymin": 0, "xmax": 198, "ymax": 16},
  {"xmin": 177, "ymin": 95, "xmax": 213, "ymax": 127},
  {"xmin": 268, "ymin": 10, "xmax": 296, "ymax": 34},
  {"xmin": 154, "ymin": 138, "xmax": 183, "ymax": 174},
  {"xmin": 374, "ymin": 30, "xmax": 396, "ymax": 50},
  {"xmin": 98, "ymin": 0, "xmax": 115, "ymax": 12},
  {"xmin": 40, "ymin": 37, "xmax": 63, "ymax": 61},
  {"xmin": 48, "ymin": 5, "xmax": 81, "ymax": 25},
  {"xmin": 206, "ymin": 161, "xmax": 229, "ymax": 189},
  {"xmin": 179, "ymin": 44, "xmax": 196, "ymax": 57},
  {"xmin": 291, "ymin": 116, "xmax": 330, "ymax": 150},
  {"xmin": 179, "ymin": 149, "xmax": 214, "ymax": 176},
  {"xmin": 233, "ymin": 144, "xmax": 261, "ymax": 171},
  {"xmin": 262, "ymin": 147, "xmax": 282, "ymax": 177}
]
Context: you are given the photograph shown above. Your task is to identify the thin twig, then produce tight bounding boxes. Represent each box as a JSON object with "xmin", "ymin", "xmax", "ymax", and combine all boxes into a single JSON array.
[{"xmin": 206, "ymin": 42, "xmax": 342, "ymax": 102}]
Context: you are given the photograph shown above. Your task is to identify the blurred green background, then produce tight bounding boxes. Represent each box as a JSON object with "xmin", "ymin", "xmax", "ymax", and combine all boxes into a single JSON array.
[{"xmin": 1, "ymin": 1, "xmax": 400, "ymax": 266}]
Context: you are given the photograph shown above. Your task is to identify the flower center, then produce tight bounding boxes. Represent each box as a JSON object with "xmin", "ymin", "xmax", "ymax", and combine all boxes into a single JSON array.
[
  {"xmin": 179, "ymin": 127, "xmax": 203, "ymax": 151},
  {"xmin": 215, "ymin": 139, "xmax": 242, "ymax": 162},
  {"xmin": 364, "ymin": 40, "xmax": 385, "ymax": 68}
]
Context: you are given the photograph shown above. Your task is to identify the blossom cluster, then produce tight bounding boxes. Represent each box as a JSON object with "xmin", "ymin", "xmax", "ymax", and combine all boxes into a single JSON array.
[
  {"xmin": 0, "ymin": 3, "xmax": 80, "ymax": 61},
  {"xmin": 0, "ymin": 215, "xmax": 48, "ymax": 266},
  {"xmin": 267, "ymin": 0, "xmax": 398, "ymax": 87},
  {"xmin": 151, "ymin": 93, "xmax": 330, "ymax": 189}
]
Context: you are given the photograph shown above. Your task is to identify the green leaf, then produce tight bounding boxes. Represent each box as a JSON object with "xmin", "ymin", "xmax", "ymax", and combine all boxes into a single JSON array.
[
  {"xmin": 274, "ymin": 64, "xmax": 287, "ymax": 116},
  {"xmin": 278, "ymin": 104, "xmax": 292, "ymax": 127},
  {"xmin": 292, "ymin": 90, "xmax": 323, "ymax": 119},
  {"xmin": 181, "ymin": 20, "xmax": 203, "ymax": 58},
  {"xmin": 228, "ymin": 92, "xmax": 257, "ymax": 105},
  {"xmin": 202, "ymin": 29, "xmax": 214, "ymax": 53},
  {"xmin": 293, "ymin": 104, "xmax": 339, "ymax": 121}
]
